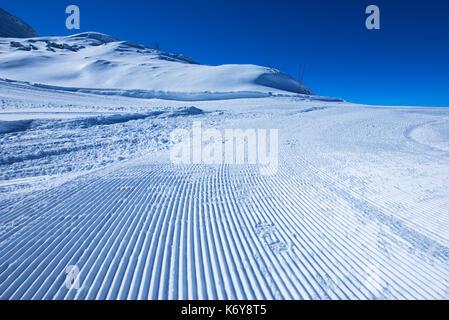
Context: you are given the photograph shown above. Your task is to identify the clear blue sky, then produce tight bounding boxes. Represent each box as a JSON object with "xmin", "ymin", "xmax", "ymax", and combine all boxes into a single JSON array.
[{"xmin": 1, "ymin": 0, "xmax": 448, "ymax": 106}]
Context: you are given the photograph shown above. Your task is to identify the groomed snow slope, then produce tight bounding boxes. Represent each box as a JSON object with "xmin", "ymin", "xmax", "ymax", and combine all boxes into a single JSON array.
[
  {"xmin": 0, "ymin": 32, "xmax": 313, "ymax": 97},
  {"xmin": 1, "ymin": 81, "xmax": 449, "ymax": 299}
]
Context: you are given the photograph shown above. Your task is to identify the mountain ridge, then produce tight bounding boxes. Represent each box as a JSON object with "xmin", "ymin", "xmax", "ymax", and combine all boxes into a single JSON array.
[{"xmin": 0, "ymin": 8, "xmax": 37, "ymax": 38}]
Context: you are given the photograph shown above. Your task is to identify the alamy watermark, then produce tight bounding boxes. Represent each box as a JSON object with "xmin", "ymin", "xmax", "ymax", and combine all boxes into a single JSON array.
[
  {"xmin": 366, "ymin": 5, "xmax": 380, "ymax": 30},
  {"xmin": 170, "ymin": 121, "xmax": 279, "ymax": 176},
  {"xmin": 65, "ymin": 265, "xmax": 81, "ymax": 291},
  {"xmin": 66, "ymin": 5, "xmax": 80, "ymax": 30}
]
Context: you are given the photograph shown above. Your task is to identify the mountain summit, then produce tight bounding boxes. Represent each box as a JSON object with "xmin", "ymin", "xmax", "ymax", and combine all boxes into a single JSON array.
[{"xmin": 0, "ymin": 8, "xmax": 37, "ymax": 38}]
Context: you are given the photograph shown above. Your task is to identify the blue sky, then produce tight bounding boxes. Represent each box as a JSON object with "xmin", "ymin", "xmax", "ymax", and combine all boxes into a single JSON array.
[{"xmin": 1, "ymin": 0, "xmax": 448, "ymax": 106}]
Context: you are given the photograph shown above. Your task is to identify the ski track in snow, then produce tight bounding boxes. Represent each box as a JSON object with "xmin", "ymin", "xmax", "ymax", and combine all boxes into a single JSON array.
[{"xmin": 1, "ymin": 84, "xmax": 449, "ymax": 299}]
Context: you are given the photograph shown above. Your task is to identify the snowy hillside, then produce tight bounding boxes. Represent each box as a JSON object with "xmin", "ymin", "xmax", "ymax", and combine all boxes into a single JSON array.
[
  {"xmin": 0, "ymin": 32, "xmax": 313, "ymax": 98},
  {"xmin": 0, "ymin": 8, "xmax": 37, "ymax": 38}
]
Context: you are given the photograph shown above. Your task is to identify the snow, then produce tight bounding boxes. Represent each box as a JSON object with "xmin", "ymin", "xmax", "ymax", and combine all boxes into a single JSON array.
[
  {"xmin": 407, "ymin": 120, "xmax": 449, "ymax": 152},
  {"xmin": 1, "ymin": 32, "xmax": 449, "ymax": 300},
  {"xmin": 0, "ymin": 32, "xmax": 313, "ymax": 96},
  {"xmin": 0, "ymin": 119, "xmax": 32, "ymax": 134}
]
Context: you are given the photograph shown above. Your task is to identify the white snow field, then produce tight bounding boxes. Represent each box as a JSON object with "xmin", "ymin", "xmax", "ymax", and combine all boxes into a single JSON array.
[
  {"xmin": 1, "ymin": 80, "xmax": 449, "ymax": 300},
  {"xmin": 1, "ymin": 33, "xmax": 449, "ymax": 300}
]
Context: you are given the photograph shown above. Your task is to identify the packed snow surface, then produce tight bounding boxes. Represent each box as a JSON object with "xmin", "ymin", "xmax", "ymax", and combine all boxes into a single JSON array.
[{"xmin": 0, "ymin": 78, "xmax": 449, "ymax": 300}]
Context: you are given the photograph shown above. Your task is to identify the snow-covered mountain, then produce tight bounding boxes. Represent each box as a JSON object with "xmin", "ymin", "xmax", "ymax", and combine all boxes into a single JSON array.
[
  {"xmin": 0, "ymin": 32, "xmax": 313, "ymax": 98},
  {"xmin": 0, "ymin": 8, "xmax": 37, "ymax": 38}
]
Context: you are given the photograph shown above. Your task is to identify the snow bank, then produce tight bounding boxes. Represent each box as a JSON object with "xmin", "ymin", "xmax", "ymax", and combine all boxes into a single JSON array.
[
  {"xmin": 30, "ymin": 82, "xmax": 272, "ymax": 101},
  {"xmin": 256, "ymin": 71, "xmax": 313, "ymax": 95}
]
